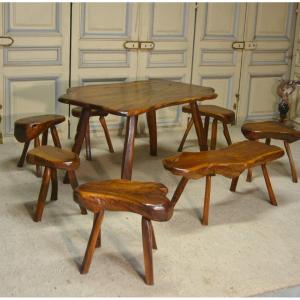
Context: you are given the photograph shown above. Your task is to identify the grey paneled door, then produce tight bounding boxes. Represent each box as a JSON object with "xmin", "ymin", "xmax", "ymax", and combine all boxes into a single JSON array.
[
  {"xmin": 238, "ymin": 3, "xmax": 297, "ymax": 123},
  {"xmin": 192, "ymin": 3, "xmax": 297, "ymax": 124},
  {"xmin": 290, "ymin": 6, "xmax": 300, "ymax": 123},
  {"xmin": 0, "ymin": 3, "xmax": 70, "ymax": 140}
]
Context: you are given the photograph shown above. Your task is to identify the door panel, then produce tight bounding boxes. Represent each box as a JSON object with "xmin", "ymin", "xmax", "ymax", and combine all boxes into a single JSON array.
[
  {"xmin": 138, "ymin": 3, "xmax": 195, "ymax": 127},
  {"xmin": 237, "ymin": 3, "xmax": 297, "ymax": 123},
  {"xmin": 70, "ymin": 3, "xmax": 139, "ymax": 136},
  {"xmin": 0, "ymin": 3, "xmax": 70, "ymax": 140},
  {"xmin": 192, "ymin": 3, "xmax": 246, "ymax": 115},
  {"xmin": 290, "ymin": 6, "xmax": 300, "ymax": 123}
]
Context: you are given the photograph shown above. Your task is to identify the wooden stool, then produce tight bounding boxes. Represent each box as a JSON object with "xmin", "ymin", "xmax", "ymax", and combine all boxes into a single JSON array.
[
  {"xmin": 26, "ymin": 145, "xmax": 87, "ymax": 222},
  {"xmin": 178, "ymin": 105, "xmax": 235, "ymax": 151},
  {"xmin": 14, "ymin": 114, "xmax": 65, "ymax": 177},
  {"xmin": 72, "ymin": 107, "xmax": 114, "ymax": 161},
  {"xmin": 74, "ymin": 179, "xmax": 173, "ymax": 285},
  {"xmin": 163, "ymin": 141, "xmax": 284, "ymax": 225},
  {"xmin": 242, "ymin": 121, "xmax": 300, "ymax": 183}
]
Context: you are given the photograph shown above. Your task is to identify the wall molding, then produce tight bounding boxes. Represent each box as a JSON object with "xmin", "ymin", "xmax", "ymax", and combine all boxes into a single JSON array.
[
  {"xmin": 4, "ymin": 76, "xmax": 60, "ymax": 135},
  {"xmin": 4, "ymin": 47, "xmax": 62, "ymax": 66},
  {"xmin": 4, "ymin": 3, "xmax": 61, "ymax": 35}
]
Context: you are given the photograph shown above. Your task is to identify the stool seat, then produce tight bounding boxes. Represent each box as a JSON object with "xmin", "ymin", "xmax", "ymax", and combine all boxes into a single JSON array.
[
  {"xmin": 241, "ymin": 121, "xmax": 300, "ymax": 143},
  {"xmin": 27, "ymin": 145, "xmax": 79, "ymax": 171},
  {"xmin": 242, "ymin": 120, "xmax": 300, "ymax": 183},
  {"xmin": 182, "ymin": 104, "xmax": 235, "ymax": 124},
  {"xmin": 71, "ymin": 107, "xmax": 108, "ymax": 118},
  {"xmin": 71, "ymin": 107, "xmax": 114, "ymax": 159},
  {"xmin": 26, "ymin": 145, "xmax": 85, "ymax": 222},
  {"xmin": 163, "ymin": 141, "xmax": 284, "ymax": 225},
  {"xmin": 164, "ymin": 141, "xmax": 284, "ymax": 179},
  {"xmin": 14, "ymin": 114, "xmax": 65, "ymax": 143},
  {"xmin": 178, "ymin": 105, "xmax": 235, "ymax": 152},
  {"xmin": 74, "ymin": 179, "xmax": 172, "ymax": 222},
  {"xmin": 74, "ymin": 179, "xmax": 174, "ymax": 285}
]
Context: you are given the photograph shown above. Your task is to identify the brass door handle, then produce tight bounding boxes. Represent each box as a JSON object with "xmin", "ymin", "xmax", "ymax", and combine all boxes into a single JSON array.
[
  {"xmin": 123, "ymin": 41, "xmax": 139, "ymax": 50},
  {"xmin": 140, "ymin": 41, "xmax": 155, "ymax": 50},
  {"xmin": 0, "ymin": 36, "xmax": 14, "ymax": 47}
]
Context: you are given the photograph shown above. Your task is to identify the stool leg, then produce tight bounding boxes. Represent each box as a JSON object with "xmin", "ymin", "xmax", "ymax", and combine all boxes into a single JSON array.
[
  {"xmin": 99, "ymin": 116, "xmax": 114, "ymax": 153},
  {"xmin": 94, "ymin": 213, "xmax": 101, "ymax": 248},
  {"xmin": 171, "ymin": 177, "xmax": 189, "ymax": 207},
  {"xmin": 50, "ymin": 168, "xmax": 58, "ymax": 201},
  {"xmin": 84, "ymin": 120, "xmax": 92, "ymax": 161},
  {"xmin": 150, "ymin": 222, "xmax": 157, "ymax": 250},
  {"xmin": 204, "ymin": 116, "xmax": 210, "ymax": 140},
  {"xmin": 230, "ymin": 176, "xmax": 239, "ymax": 192},
  {"xmin": 42, "ymin": 129, "xmax": 48, "ymax": 145},
  {"xmin": 178, "ymin": 117, "xmax": 193, "ymax": 152},
  {"xmin": 202, "ymin": 176, "xmax": 211, "ymax": 225},
  {"xmin": 142, "ymin": 217, "xmax": 154, "ymax": 285},
  {"xmin": 34, "ymin": 167, "xmax": 51, "ymax": 222},
  {"xmin": 246, "ymin": 169, "xmax": 253, "ymax": 182},
  {"xmin": 284, "ymin": 141, "xmax": 298, "ymax": 183},
  {"xmin": 17, "ymin": 140, "xmax": 30, "ymax": 167},
  {"xmin": 261, "ymin": 164, "xmax": 277, "ymax": 206},
  {"xmin": 223, "ymin": 123, "xmax": 232, "ymax": 145},
  {"xmin": 50, "ymin": 126, "xmax": 62, "ymax": 148},
  {"xmin": 34, "ymin": 137, "xmax": 42, "ymax": 177},
  {"xmin": 266, "ymin": 138, "xmax": 271, "ymax": 145},
  {"xmin": 68, "ymin": 170, "xmax": 88, "ymax": 215},
  {"xmin": 210, "ymin": 119, "xmax": 218, "ymax": 150},
  {"xmin": 81, "ymin": 211, "xmax": 104, "ymax": 274}
]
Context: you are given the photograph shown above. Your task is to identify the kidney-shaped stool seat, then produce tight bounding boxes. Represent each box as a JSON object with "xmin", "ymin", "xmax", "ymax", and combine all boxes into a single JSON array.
[
  {"xmin": 242, "ymin": 121, "xmax": 300, "ymax": 183},
  {"xmin": 74, "ymin": 179, "xmax": 173, "ymax": 285}
]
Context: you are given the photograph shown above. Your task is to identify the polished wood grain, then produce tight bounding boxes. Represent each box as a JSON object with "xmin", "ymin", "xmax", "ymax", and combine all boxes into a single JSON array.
[
  {"xmin": 27, "ymin": 145, "xmax": 80, "ymax": 171},
  {"xmin": 182, "ymin": 104, "xmax": 235, "ymax": 124},
  {"xmin": 72, "ymin": 107, "xmax": 114, "ymax": 160},
  {"xmin": 60, "ymin": 80, "xmax": 217, "ymax": 180},
  {"xmin": 242, "ymin": 121, "xmax": 300, "ymax": 143},
  {"xmin": 26, "ymin": 145, "xmax": 85, "ymax": 221},
  {"xmin": 14, "ymin": 114, "xmax": 65, "ymax": 143},
  {"xmin": 242, "ymin": 120, "xmax": 300, "ymax": 183},
  {"xmin": 74, "ymin": 179, "xmax": 173, "ymax": 285},
  {"xmin": 74, "ymin": 179, "xmax": 172, "ymax": 222},
  {"xmin": 178, "ymin": 105, "xmax": 235, "ymax": 152},
  {"xmin": 164, "ymin": 141, "xmax": 284, "ymax": 179},
  {"xmin": 60, "ymin": 79, "xmax": 217, "ymax": 117},
  {"xmin": 14, "ymin": 114, "xmax": 65, "ymax": 176},
  {"xmin": 163, "ymin": 141, "xmax": 284, "ymax": 225}
]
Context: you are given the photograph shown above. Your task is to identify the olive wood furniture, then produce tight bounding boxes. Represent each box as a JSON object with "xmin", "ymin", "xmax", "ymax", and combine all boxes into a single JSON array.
[
  {"xmin": 26, "ymin": 145, "xmax": 87, "ymax": 222},
  {"xmin": 178, "ymin": 105, "xmax": 235, "ymax": 151},
  {"xmin": 14, "ymin": 114, "xmax": 65, "ymax": 177},
  {"xmin": 74, "ymin": 179, "xmax": 173, "ymax": 285},
  {"xmin": 242, "ymin": 121, "xmax": 300, "ymax": 183},
  {"xmin": 59, "ymin": 79, "xmax": 217, "ymax": 180},
  {"xmin": 72, "ymin": 107, "xmax": 114, "ymax": 160},
  {"xmin": 163, "ymin": 141, "xmax": 284, "ymax": 225}
]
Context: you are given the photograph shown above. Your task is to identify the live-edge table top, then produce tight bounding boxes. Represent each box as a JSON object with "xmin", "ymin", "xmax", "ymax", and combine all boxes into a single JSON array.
[{"xmin": 58, "ymin": 79, "xmax": 217, "ymax": 116}]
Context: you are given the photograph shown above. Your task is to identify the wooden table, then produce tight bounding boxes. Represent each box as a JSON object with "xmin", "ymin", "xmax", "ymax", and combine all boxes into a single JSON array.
[{"xmin": 59, "ymin": 79, "xmax": 217, "ymax": 180}]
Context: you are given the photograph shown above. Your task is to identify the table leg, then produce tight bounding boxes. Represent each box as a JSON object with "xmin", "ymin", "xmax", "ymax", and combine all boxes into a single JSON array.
[
  {"xmin": 190, "ymin": 102, "xmax": 208, "ymax": 151},
  {"xmin": 121, "ymin": 115, "xmax": 138, "ymax": 180},
  {"xmin": 146, "ymin": 110, "xmax": 157, "ymax": 156},
  {"xmin": 63, "ymin": 107, "xmax": 91, "ymax": 183}
]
